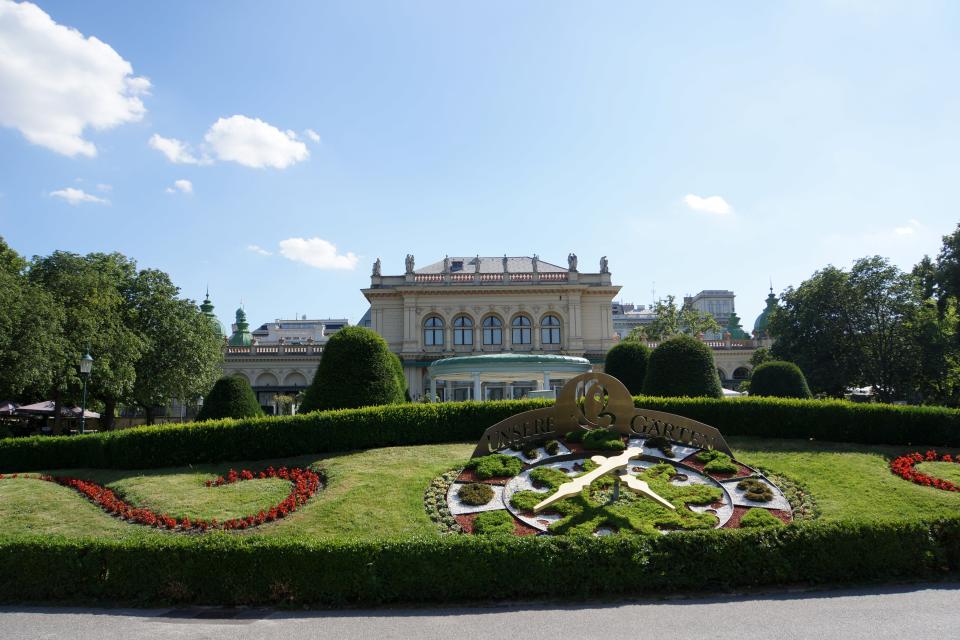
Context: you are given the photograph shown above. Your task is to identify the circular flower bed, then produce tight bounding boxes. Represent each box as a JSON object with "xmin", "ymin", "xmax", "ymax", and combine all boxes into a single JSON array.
[
  {"xmin": 890, "ymin": 451, "xmax": 960, "ymax": 492},
  {"xmin": 0, "ymin": 465, "xmax": 322, "ymax": 532}
]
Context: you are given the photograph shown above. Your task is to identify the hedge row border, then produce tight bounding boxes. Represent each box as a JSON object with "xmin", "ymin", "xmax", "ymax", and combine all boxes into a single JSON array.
[
  {"xmin": 1, "ymin": 516, "xmax": 958, "ymax": 606},
  {"xmin": 2, "ymin": 396, "xmax": 960, "ymax": 473}
]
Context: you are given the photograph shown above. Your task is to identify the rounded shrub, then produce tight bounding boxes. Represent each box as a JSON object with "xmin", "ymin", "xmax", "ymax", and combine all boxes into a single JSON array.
[
  {"xmin": 196, "ymin": 376, "xmax": 263, "ymax": 421},
  {"xmin": 749, "ymin": 361, "xmax": 812, "ymax": 399},
  {"xmin": 299, "ymin": 326, "xmax": 408, "ymax": 412},
  {"xmin": 603, "ymin": 342, "xmax": 651, "ymax": 394},
  {"xmin": 457, "ymin": 483, "xmax": 494, "ymax": 506},
  {"xmin": 642, "ymin": 335, "xmax": 723, "ymax": 398}
]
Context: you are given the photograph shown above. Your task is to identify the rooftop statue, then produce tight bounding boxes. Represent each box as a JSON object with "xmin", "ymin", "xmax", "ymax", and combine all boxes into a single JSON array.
[
  {"xmin": 405, "ymin": 254, "xmax": 415, "ymax": 274},
  {"xmin": 600, "ymin": 255, "xmax": 609, "ymax": 274},
  {"xmin": 372, "ymin": 258, "xmax": 381, "ymax": 277},
  {"xmin": 568, "ymin": 252, "xmax": 578, "ymax": 271}
]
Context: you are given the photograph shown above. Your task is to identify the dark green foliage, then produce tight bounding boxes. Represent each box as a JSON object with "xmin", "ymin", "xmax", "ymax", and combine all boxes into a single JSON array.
[
  {"xmin": 564, "ymin": 430, "xmax": 584, "ymax": 443},
  {"xmin": 467, "ymin": 454, "xmax": 523, "ymax": 480},
  {"xmin": 6, "ymin": 396, "xmax": 960, "ymax": 473},
  {"xmin": 472, "ymin": 510, "xmax": 515, "ymax": 535},
  {"xmin": 750, "ymin": 361, "xmax": 812, "ymax": 399},
  {"xmin": 603, "ymin": 342, "xmax": 651, "ymax": 394},
  {"xmin": 737, "ymin": 478, "xmax": 774, "ymax": 502},
  {"xmin": 545, "ymin": 440, "xmax": 561, "ymax": 455},
  {"xmin": 644, "ymin": 435, "xmax": 675, "ymax": 458},
  {"xmin": 740, "ymin": 508, "xmax": 784, "ymax": 528},
  {"xmin": 696, "ymin": 449, "xmax": 739, "ymax": 474},
  {"xmin": 195, "ymin": 377, "xmax": 262, "ymax": 421},
  {"xmin": 522, "ymin": 448, "xmax": 538, "ymax": 460},
  {"xmin": 299, "ymin": 326, "xmax": 406, "ymax": 412},
  {"xmin": 582, "ymin": 428, "xmax": 625, "ymax": 452},
  {"xmin": 0, "ymin": 517, "xmax": 958, "ymax": 605},
  {"xmin": 643, "ymin": 335, "xmax": 723, "ymax": 398},
  {"xmin": 457, "ymin": 483, "xmax": 494, "ymax": 506}
]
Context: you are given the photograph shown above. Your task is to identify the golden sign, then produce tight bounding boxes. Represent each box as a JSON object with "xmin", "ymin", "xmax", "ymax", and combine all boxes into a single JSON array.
[{"xmin": 470, "ymin": 372, "xmax": 733, "ymax": 458}]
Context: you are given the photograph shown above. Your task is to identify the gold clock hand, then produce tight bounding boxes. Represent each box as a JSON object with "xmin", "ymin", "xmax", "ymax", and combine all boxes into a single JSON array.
[
  {"xmin": 532, "ymin": 447, "xmax": 643, "ymax": 513},
  {"xmin": 618, "ymin": 474, "xmax": 676, "ymax": 510}
]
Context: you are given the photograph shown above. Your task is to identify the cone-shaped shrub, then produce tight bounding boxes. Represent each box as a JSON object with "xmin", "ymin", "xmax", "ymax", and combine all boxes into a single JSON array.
[
  {"xmin": 642, "ymin": 335, "xmax": 723, "ymax": 398},
  {"xmin": 196, "ymin": 376, "xmax": 263, "ymax": 421},
  {"xmin": 604, "ymin": 342, "xmax": 651, "ymax": 394},
  {"xmin": 749, "ymin": 361, "xmax": 812, "ymax": 399},
  {"xmin": 300, "ymin": 326, "xmax": 407, "ymax": 412}
]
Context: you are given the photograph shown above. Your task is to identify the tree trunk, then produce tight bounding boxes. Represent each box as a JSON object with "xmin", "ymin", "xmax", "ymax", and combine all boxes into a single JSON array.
[
  {"xmin": 144, "ymin": 405, "xmax": 155, "ymax": 425},
  {"xmin": 102, "ymin": 397, "xmax": 116, "ymax": 431}
]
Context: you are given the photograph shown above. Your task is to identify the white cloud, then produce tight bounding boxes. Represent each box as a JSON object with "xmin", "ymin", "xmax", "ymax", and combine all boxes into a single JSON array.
[
  {"xmin": 149, "ymin": 133, "xmax": 205, "ymax": 164},
  {"xmin": 246, "ymin": 244, "xmax": 272, "ymax": 256},
  {"xmin": 204, "ymin": 115, "xmax": 309, "ymax": 169},
  {"xmin": 165, "ymin": 179, "xmax": 193, "ymax": 194},
  {"xmin": 684, "ymin": 194, "xmax": 733, "ymax": 215},
  {"xmin": 0, "ymin": 0, "xmax": 150, "ymax": 157},
  {"xmin": 894, "ymin": 219, "xmax": 922, "ymax": 236},
  {"xmin": 49, "ymin": 187, "xmax": 109, "ymax": 205},
  {"xmin": 304, "ymin": 128, "xmax": 321, "ymax": 143},
  {"xmin": 279, "ymin": 237, "xmax": 358, "ymax": 270}
]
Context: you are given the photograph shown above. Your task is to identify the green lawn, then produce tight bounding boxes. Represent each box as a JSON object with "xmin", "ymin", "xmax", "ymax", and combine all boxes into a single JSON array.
[
  {"xmin": 0, "ymin": 439, "xmax": 957, "ymax": 540},
  {"xmin": 916, "ymin": 460, "xmax": 960, "ymax": 485}
]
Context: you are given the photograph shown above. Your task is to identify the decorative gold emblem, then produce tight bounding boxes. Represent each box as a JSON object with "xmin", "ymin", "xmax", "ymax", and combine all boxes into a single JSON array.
[{"xmin": 470, "ymin": 372, "xmax": 733, "ymax": 458}]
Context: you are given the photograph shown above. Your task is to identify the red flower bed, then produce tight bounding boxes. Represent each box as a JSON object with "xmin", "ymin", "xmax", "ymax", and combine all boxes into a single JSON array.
[
  {"xmin": 889, "ymin": 450, "xmax": 960, "ymax": 492},
  {"xmin": 0, "ymin": 465, "xmax": 322, "ymax": 532}
]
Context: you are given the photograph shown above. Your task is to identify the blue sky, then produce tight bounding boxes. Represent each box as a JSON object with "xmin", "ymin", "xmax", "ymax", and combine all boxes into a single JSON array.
[{"xmin": 1, "ymin": 0, "xmax": 958, "ymax": 332}]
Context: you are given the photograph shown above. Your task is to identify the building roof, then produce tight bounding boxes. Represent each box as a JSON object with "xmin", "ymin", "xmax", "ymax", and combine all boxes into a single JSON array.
[
  {"xmin": 416, "ymin": 256, "xmax": 567, "ymax": 275},
  {"xmin": 753, "ymin": 289, "xmax": 778, "ymax": 336}
]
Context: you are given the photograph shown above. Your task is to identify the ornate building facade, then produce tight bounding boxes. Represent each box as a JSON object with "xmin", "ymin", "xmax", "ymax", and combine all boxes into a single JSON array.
[{"xmin": 362, "ymin": 254, "xmax": 620, "ymax": 400}]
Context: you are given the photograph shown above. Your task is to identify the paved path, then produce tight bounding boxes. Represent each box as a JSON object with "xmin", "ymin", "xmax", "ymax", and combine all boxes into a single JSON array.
[{"xmin": 1, "ymin": 582, "xmax": 958, "ymax": 640}]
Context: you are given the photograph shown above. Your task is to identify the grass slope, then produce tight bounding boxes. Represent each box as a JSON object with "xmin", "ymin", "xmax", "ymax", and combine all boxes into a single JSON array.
[{"xmin": 0, "ymin": 439, "xmax": 958, "ymax": 540}]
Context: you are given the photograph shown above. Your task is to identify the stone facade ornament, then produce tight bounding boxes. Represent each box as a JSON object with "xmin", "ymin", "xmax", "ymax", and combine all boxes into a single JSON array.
[
  {"xmin": 502, "ymin": 255, "xmax": 509, "ymax": 272},
  {"xmin": 372, "ymin": 258, "xmax": 382, "ymax": 277},
  {"xmin": 532, "ymin": 254, "xmax": 539, "ymax": 273},
  {"xmin": 600, "ymin": 255, "xmax": 609, "ymax": 274},
  {"xmin": 567, "ymin": 252, "xmax": 578, "ymax": 271},
  {"xmin": 443, "ymin": 255, "xmax": 451, "ymax": 273},
  {"xmin": 405, "ymin": 254, "xmax": 415, "ymax": 274}
]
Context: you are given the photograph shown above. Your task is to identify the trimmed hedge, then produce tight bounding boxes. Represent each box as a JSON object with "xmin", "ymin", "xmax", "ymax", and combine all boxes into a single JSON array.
[
  {"xmin": 196, "ymin": 376, "xmax": 263, "ymax": 422},
  {"xmin": 3, "ymin": 396, "xmax": 960, "ymax": 472},
  {"xmin": 603, "ymin": 342, "xmax": 651, "ymax": 394},
  {"xmin": 749, "ymin": 361, "xmax": 812, "ymax": 399},
  {"xmin": 300, "ymin": 326, "xmax": 407, "ymax": 412},
  {"xmin": 643, "ymin": 335, "xmax": 723, "ymax": 398},
  {"xmin": 0, "ymin": 516, "xmax": 957, "ymax": 605}
]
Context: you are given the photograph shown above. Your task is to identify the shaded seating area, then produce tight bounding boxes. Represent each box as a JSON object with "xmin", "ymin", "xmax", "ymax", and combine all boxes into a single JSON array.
[{"xmin": 0, "ymin": 400, "xmax": 100, "ymax": 435}]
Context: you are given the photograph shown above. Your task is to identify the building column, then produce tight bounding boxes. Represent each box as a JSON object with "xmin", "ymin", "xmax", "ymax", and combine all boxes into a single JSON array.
[
  {"xmin": 472, "ymin": 373, "xmax": 482, "ymax": 401},
  {"xmin": 506, "ymin": 383, "xmax": 513, "ymax": 400},
  {"xmin": 430, "ymin": 377, "xmax": 437, "ymax": 402},
  {"xmin": 539, "ymin": 371, "xmax": 550, "ymax": 390}
]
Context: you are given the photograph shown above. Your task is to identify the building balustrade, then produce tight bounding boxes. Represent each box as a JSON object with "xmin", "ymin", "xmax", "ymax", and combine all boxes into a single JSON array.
[{"xmin": 225, "ymin": 344, "xmax": 324, "ymax": 356}]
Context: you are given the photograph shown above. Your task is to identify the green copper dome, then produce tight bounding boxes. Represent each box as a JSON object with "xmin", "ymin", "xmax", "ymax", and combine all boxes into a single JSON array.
[
  {"xmin": 228, "ymin": 307, "xmax": 253, "ymax": 346},
  {"xmin": 199, "ymin": 289, "xmax": 226, "ymax": 337},
  {"xmin": 725, "ymin": 312, "xmax": 749, "ymax": 340},
  {"xmin": 753, "ymin": 289, "xmax": 778, "ymax": 337}
]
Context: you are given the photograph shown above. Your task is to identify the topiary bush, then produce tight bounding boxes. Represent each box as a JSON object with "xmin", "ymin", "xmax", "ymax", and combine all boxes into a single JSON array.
[
  {"xmin": 749, "ymin": 361, "xmax": 812, "ymax": 399},
  {"xmin": 740, "ymin": 508, "xmax": 785, "ymax": 528},
  {"xmin": 737, "ymin": 478, "xmax": 774, "ymax": 502},
  {"xmin": 457, "ymin": 483, "xmax": 494, "ymax": 506},
  {"xmin": 603, "ymin": 342, "xmax": 651, "ymax": 395},
  {"xmin": 642, "ymin": 335, "xmax": 723, "ymax": 398},
  {"xmin": 472, "ymin": 510, "xmax": 515, "ymax": 535},
  {"xmin": 582, "ymin": 428, "xmax": 626, "ymax": 452},
  {"xmin": 696, "ymin": 449, "xmax": 738, "ymax": 474},
  {"xmin": 299, "ymin": 326, "xmax": 407, "ymax": 412},
  {"xmin": 467, "ymin": 454, "xmax": 523, "ymax": 480},
  {"xmin": 195, "ymin": 377, "xmax": 263, "ymax": 421}
]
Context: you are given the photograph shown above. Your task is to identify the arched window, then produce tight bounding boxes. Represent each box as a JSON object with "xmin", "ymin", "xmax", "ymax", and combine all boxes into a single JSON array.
[
  {"xmin": 540, "ymin": 314, "xmax": 561, "ymax": 345},
  {"xmin": 423, "ymin": 316, "xmax": 444, "ymax": 346},
  {"xmin": 482, "ymin": 316, "xmax": 502, "ymax": 345},
  {"xmin": 512, "ymin": 315, "xmax": 532, "ymax": 345},
  {"xmin": 733, "ymin": 366, "xmax": 750, "ymax": 380},
  {"xmin": 453, "ymin": 316, "xmax": 474, "ymax": 346}
]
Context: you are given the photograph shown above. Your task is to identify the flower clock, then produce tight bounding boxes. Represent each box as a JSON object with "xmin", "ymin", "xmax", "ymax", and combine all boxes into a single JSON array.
[
  {"xmin": 890, "ymin": 451, "xmax": 960, "ymax": 492},
  {"xmin": 0, "ymin": 466, "xmax": 322, "ymax": 532}
]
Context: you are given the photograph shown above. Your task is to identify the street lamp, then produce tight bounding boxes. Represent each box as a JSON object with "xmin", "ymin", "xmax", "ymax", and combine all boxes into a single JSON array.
[{"xmin": 79, "ymin": 352, "xmax": 94, "ymax": 435}]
